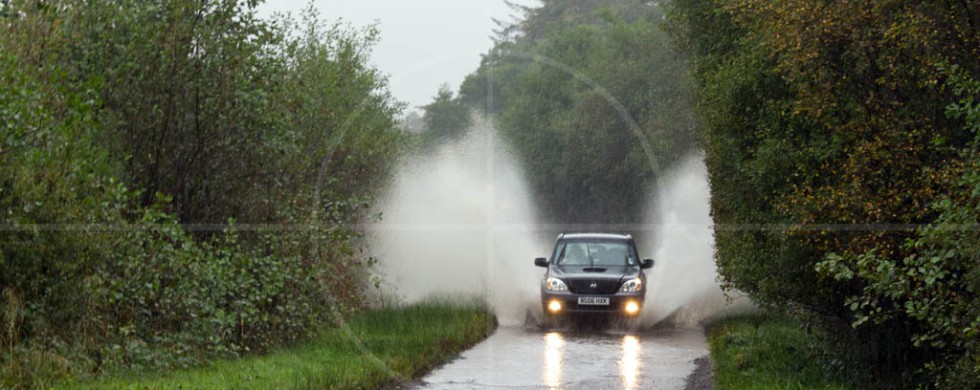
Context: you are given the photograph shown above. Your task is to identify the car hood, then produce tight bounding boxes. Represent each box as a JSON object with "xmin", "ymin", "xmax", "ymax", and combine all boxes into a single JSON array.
[{"xmin": 551, "ymin": 265, "xmax": 640, "ymax": 282}]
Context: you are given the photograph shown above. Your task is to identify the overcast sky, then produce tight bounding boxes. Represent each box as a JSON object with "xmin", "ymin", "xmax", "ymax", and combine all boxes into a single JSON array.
[{"xmin": 256, "ymin": 0, "xmax": 537, "ymax": 113}]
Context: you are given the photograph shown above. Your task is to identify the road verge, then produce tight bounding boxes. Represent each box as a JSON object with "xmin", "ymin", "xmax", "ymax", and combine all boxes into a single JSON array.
[
  {"xmin": 63, "ymin": 302, "xmax": 496, "ymax": 389},
  {"xmin": 705, "ymin": 314, "xmax": 854, "ymax": 390}
]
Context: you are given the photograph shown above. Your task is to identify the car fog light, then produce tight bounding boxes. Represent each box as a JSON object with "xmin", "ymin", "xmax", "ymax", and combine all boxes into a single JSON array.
[
  {"xmin": 624, "ymin": 301, "xmax": 640, "ymax": 315},
  {"xmin": 548, "ymin": 300, "xmax": 562, "ymax": 313}
]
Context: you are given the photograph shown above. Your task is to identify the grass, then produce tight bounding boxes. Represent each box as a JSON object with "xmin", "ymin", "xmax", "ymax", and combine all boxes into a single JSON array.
[
  {"xmin": 60, "ymin": 302, "xmax": 495, "ymax": 389},
  {"xmin": 706, "ymin": 313, "xmax": 855, "ymax": 390}
]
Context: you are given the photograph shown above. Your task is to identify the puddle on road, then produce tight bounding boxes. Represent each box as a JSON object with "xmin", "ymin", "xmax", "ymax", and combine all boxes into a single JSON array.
[{"xmin": 416, "ymin": 326, "xmax": 707, "ymax": 390}]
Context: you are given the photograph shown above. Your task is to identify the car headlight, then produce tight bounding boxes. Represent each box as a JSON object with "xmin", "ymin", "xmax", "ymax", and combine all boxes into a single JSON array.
[
  {"xmin": 545, "ymin": 277, "xmax": 568, "ymax": 291},
  {"xmin": 620, "ymin": 277, "xmax": 642, "ymax": 292}
]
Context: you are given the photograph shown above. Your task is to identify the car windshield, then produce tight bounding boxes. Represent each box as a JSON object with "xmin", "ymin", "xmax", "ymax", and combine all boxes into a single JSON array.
[{"xmin": 556, "ymin": 241, "xmax": 637, "ymax": 266}]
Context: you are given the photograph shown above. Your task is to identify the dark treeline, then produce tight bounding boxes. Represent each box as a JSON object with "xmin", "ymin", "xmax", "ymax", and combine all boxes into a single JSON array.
[
  {"xmin": 669, "ymin": 0, "xmax": 979, "ymax": 388},
  {"xmin": 0, "ymin": 0, "xmax": 404, "ymax": 386},
  {"xmin": 423, "ymin": 0, "xmax": 697, "ymax": 225}
]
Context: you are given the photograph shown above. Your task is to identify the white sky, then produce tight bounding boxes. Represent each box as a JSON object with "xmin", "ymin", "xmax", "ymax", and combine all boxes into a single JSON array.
[{"xmin": 256, "ymin": 0, "xmax": 538, "ymax": 113}]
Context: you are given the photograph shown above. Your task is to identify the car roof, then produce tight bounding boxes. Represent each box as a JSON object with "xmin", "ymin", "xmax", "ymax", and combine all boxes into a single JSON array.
[{"xmin": 559, "ymin": 233, "xmax": 632, "ymax": 241}]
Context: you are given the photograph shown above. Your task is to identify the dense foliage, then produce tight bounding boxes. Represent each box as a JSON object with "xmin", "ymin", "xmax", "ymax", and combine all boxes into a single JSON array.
[
  {"xmin": 444, "ymin": 0, "xmax": 696, "ymax": 224},
  {"xmin": 668, "ymin": 0, "xmax": 979, "ymax": 387},
  {"xmin": 0, "ymin": 0, "xmax": 404, "ymax": 386}
]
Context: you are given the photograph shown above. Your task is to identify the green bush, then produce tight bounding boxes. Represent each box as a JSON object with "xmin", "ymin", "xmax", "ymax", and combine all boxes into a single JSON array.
[
  {"xmin": 817, "ymin": 65, "xmax": 980, "ymax": 387},
  {"xmin": 87, "ymin": 209, "xmax": 326, "ymax": 369},
  {"xmin": 667, "ymin": 0, "xmax": 980, "ymax": 386},
  {"xmin": 1, "ymin": 0, "xmax": 405, "ymax": 386}
]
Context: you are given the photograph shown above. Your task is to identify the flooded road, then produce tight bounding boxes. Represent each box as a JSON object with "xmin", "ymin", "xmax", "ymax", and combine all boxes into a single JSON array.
[
  {"xmin": 416, "ymin": 326, "xmax": 707, "ymax": 390},
  {"xmin": 372, "ymin": 125, "xmax": 722, "ymax": 389}
]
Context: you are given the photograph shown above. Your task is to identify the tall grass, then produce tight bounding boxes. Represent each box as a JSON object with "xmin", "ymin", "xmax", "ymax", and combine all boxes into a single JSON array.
[
  {"xmin": 60, "ymin": 302, "xmax": 495, "ymax": 390},
  {"xmin": 707, "ymin": 314, "xmax": 855, "ymax": 390}
]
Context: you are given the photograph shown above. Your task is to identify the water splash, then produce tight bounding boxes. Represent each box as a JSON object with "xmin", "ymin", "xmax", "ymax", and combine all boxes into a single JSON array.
[
  {"xmin": 639, "ymin": 153, "xmax": 748, "ymax": 327},
  {"xmin": 370, "ymin": 117, "xmax": 746, "ymax": 328},
  {"xmin": 368, "ymin": 114, "xmax": 546, "ymax": 326}
]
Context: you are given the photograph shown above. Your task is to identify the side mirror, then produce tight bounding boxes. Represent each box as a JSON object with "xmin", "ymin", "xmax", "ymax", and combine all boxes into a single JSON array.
[
  {"xmin": 641, "ymin": 259, "xmax": 654, "ymax": 269},
  {"xmin": 534, "ymin": 257, "xmax": 549, "ymax": 267}
]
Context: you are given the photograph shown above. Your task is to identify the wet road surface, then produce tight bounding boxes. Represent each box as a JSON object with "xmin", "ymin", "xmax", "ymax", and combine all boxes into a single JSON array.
[{"xmin": 416, "ymin": 325, "xmax": 708, "ymax": 389}]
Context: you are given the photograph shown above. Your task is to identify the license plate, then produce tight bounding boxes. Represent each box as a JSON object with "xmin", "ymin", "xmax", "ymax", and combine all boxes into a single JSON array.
[{"xmin": 578, "ymin": 297, "xmax": 610, "ymax": 305}]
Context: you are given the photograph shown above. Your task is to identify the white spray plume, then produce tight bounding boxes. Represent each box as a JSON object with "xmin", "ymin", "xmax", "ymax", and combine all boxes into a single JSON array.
[
  {"xmin": 370, "ymin": 114, "xmax": 747, "ymax": 328},
  {"xmin": 639, "ymin": 153, "xmax": 750, "ymax": 327},
  {"xmin": 368, "ymin": 115, "xmax": 547, "ymax": 326}
]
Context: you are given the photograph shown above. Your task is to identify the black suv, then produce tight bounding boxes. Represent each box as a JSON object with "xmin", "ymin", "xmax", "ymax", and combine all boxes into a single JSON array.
[{"xmin": 534, "ymin": 233, "xmax": 653, "ymax": 317}]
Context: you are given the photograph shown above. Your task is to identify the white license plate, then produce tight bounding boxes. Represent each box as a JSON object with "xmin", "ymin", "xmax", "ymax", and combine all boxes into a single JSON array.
[{"xmin": 578, "ymin": 297, "xmax": 610, "ymax": 305}]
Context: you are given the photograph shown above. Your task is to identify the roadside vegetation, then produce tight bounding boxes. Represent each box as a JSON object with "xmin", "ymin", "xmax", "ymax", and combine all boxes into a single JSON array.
[
  {"xmin": 62, "ymin": 302, "xmax": 494, "ymax": 390},
  {"xmin": 1, "ymin": 0, "xmax": 407, "ymax": 387},
  {"xmin": 707, "ymin": 313, "xmax": 853, "ymax": 390},
  {"xmin": 668, "ymin": 1, "xmax": 979, "ymax": 387}
]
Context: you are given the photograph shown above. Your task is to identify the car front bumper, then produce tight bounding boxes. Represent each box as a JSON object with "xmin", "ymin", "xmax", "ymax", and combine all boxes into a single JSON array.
[{"xmin": 540, "ymin": 289, "xmax": 645, "ymax": 315}]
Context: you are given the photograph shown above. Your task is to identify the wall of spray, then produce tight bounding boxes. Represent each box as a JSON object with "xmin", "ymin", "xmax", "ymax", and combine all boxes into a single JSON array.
[
  {"xmin": 369, "ymin": 116, "xmax": 745, "ymax": 328},
  {"xmin": 368, "ymin": 115, "xmax": 548, "ymax": 326},
  {"xmin": 638, "ymin": 153, "xmax": 743, "ymax": 327}
]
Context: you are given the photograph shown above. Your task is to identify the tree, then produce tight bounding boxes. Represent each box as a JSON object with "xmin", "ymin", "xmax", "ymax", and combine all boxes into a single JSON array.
[
  {"xmin": 400, "ymin": 111, "xmax": 424, "ymax": 133},
  {"xmin": 0, "ymin": 0, "xmax": 406, "ymax": 382},
  {"xmin": 421, "ymin": 84, "xmax": 472, "ymax": 142},
  {"xmin": 457, "ymin": 2, "xmax": 696, "ymax": 224},
  {"xmin": 667, "ymin": 0, "xmax": 980, "ymax": 385}
]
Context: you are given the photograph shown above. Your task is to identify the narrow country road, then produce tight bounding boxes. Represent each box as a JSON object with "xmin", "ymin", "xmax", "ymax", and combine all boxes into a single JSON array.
[{"xmin": 415, "ymin": 325, "xmax": 708, "ymax": 389}]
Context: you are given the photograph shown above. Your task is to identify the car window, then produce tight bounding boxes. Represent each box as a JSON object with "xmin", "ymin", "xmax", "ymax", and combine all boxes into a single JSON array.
[
  {"xmin": 556, "ymin": 241, "xmax": 637, "ymax": 266},
  {"xmin": 593, "ymin": 244, "xmax": 628, "ymax": 266},
  {"xmin": 560, "ymin": 243, "xmax": 590, "ymax": 265}
]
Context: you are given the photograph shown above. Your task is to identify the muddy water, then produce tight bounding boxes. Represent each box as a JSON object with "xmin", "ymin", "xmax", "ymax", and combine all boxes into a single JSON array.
[{"xmin": 416, "ymin": 326, "xmax": 707, "ymax": 390}]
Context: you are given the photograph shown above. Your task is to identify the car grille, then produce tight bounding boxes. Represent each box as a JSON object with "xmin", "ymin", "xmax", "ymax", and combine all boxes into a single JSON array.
[{"xmin": 568, "ymin": 279, "xmax": 620, "ymax": 295}]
